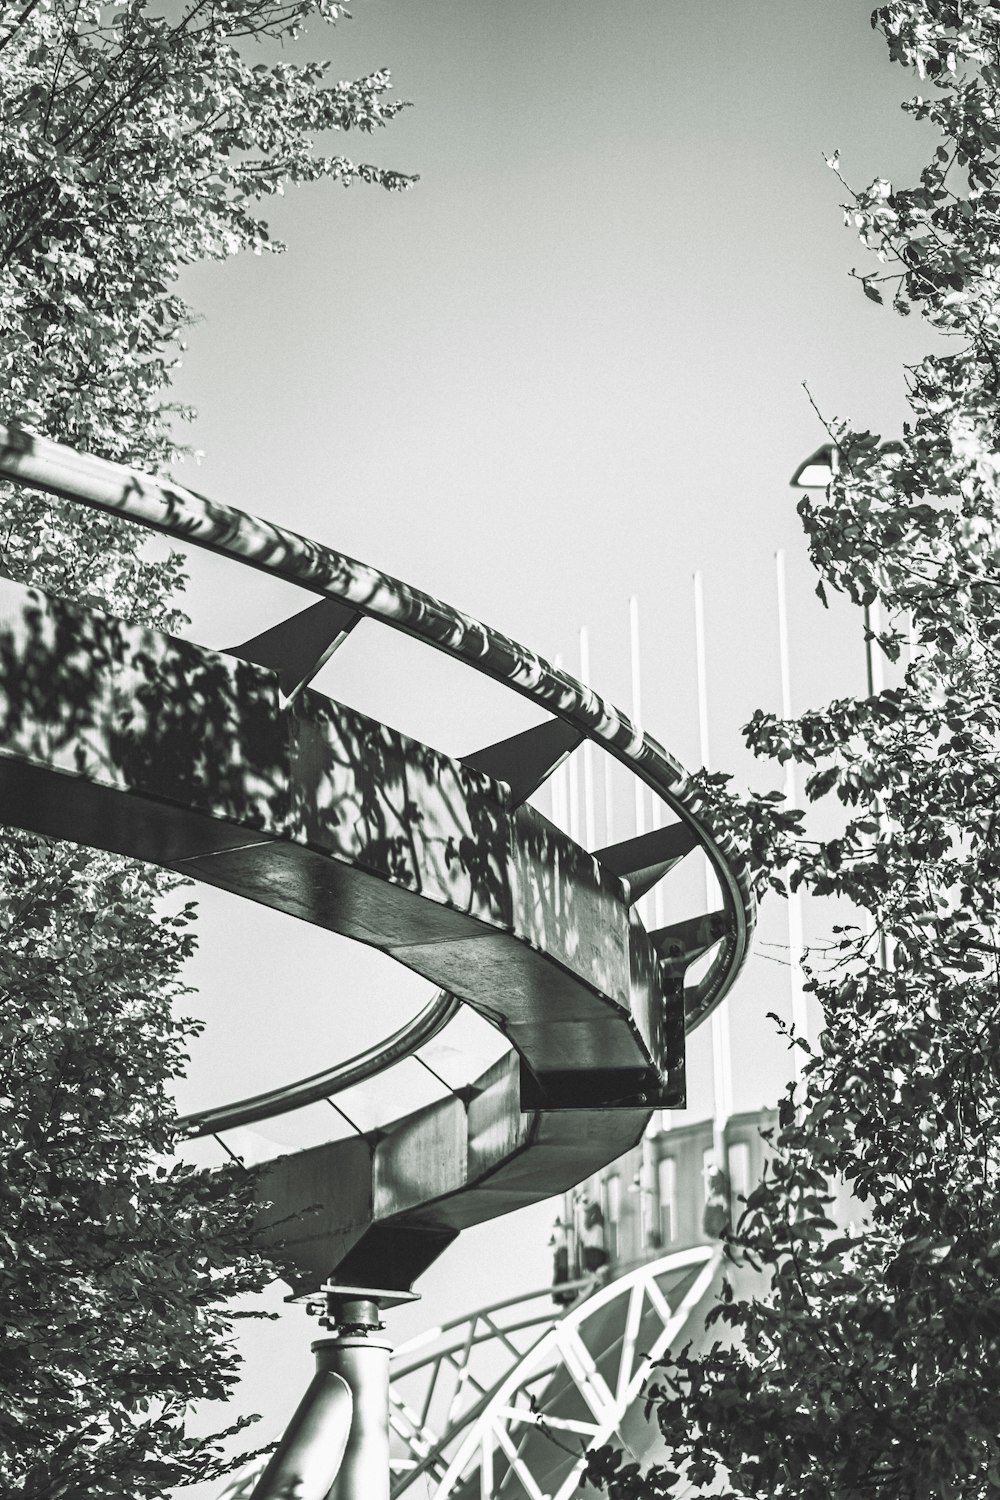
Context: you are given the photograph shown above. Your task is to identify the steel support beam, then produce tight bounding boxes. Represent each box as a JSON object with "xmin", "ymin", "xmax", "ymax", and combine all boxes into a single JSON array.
[
  {"xmin": 248, "ymin": 1368, "xmax": 353, "ymax": 1500},
  {"xmin": 228, "ymin": 596, "xmax": 362, "ymax": 701}
]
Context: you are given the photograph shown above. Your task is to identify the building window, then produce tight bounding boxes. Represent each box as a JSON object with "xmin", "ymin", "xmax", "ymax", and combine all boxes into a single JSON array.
[
  {"xmin": 728, "ymin": 1141, "xmax": 751, "ymax": 1210},
  {"xmin": 658, "ymin": 1156, "xmax": 677, "ymax": 1245},
  {"xmin": 702, "ymin": 1146, "xmax": 716, "ymax": 1201},
  {"xmin": 605, "ymin": 1173, "xmax": 621, "ymax": 1262}
]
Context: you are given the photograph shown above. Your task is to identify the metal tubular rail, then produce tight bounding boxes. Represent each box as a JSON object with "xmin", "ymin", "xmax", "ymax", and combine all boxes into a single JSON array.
[
  {"xmin": 179, "ymin": 991, "xmax": 461, "ymax": 1138},
  {"xmin": 0, "ymin": 421, "xmax": 761, "ymax": 1309},
  {"xmin": 0, "ymin": 421, "xmax": 755, "ymax": 1031}
]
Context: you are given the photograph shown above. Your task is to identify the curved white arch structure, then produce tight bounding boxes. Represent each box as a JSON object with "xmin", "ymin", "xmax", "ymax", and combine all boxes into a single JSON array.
[{"xmin": 389, "ymin": 1247, "xmax": 721, "ymax": 1499}]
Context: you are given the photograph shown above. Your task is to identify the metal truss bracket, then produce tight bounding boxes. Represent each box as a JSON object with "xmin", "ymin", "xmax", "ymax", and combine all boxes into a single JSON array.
[
  {"xmin": 594, "ymin": 822, "xmax": 699, "ymax": 902},
  {"xmin": 462, "ymin": 718, "xmax": 583, "ymax": 808},
  {"xmin": 227, "ymin": 596, "xmax": 362, "ymax": 702},
  {"xmin": 650, "ymin": 909, "xmax": 731, "ymax": 968}
]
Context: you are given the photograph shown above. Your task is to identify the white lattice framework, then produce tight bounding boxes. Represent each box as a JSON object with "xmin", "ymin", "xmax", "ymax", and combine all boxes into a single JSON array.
[{"xmin": 389, "ymin": 1245, "xmax": 721, "ymax": 1500}]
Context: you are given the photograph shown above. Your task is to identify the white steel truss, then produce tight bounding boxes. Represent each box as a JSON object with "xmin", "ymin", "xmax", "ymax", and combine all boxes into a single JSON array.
[{"xmin": 389, "ymin": 1245, "xmax": 721, "ymax": 1500}]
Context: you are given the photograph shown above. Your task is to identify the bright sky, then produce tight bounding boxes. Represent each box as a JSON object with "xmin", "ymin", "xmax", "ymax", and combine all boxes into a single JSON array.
[{"xmin": 164, "ymin": 1, "xmax": 936, "ymax": 1484}]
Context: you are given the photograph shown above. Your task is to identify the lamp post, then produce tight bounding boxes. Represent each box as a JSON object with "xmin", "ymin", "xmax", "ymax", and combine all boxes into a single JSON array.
[{"xmin": 789, "ymin": 442, "xmax": 890, "ymax": 971}]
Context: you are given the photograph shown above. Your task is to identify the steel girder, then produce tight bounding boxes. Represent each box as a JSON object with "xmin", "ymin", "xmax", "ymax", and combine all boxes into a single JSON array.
[{"xmin": 0, "ymin": 422, "xmax": 756, "ymax": 1293}]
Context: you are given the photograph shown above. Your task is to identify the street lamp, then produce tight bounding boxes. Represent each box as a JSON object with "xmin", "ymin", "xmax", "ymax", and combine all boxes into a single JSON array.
[
  {"xmin": 790, "ymin": 441, "xmax": 890, "ymax": 970},
  {"xmin": 789, "ymin": 443, "xmax": 838, "ymax": 490},
  {"xmin": 789, "ymin": 442, "xmax": 876, "ymax": 697}
]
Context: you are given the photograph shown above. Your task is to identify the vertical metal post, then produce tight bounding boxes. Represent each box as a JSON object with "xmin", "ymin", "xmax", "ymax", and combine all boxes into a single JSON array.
[
  {"xmin": 629, "ymin": 595, "xmax": 649, "ymax": 925},
  {"xmin": 307, "ymin": 1286, "xmax": 418, "ymax": 1500},
  {"xmin": 831, "ymin": 440, "xmax": 890, "ymax": 971},
  {"xmin": 560, "ymin": 650, "xmax": 581, "ymax": 845},
  {"xmin": 651, "ymin": 794, "xmax": 666, "ymax": 931},
  {"xmin": 862, "ymin": 602, "xmax": 876, "ymax": 698},
  {"xmin": 640, "ymin": 1124, "xmax": 661, "ymax": 1250},
  {"xmin": 579, "ymin": 626, "xmax": 596, "ymax": 849},
  {"xmin": 568, "ymin": 741, "xmax": 580, "ymax": 845},
  {"xmin": 318, "ymin": 1328, "xmax": 392, "ymax": 1500},
  {"xmin": 775, "ymin": 551, "xmax": 809, "ymax": 1094},
  {"xmin": 629, "ymin": 596, "xmax": 646, "ymax": 840},
  {"xmin": 603, "ymin": 753, "xmax": 614, "ymax": 848},
  {"xmin": 694, "ymin": 572, "xmax": 732, "ymax": 1173},
  {"xmin": 552, "ymin": 653, "xmax": 568, "ymax": 831}
]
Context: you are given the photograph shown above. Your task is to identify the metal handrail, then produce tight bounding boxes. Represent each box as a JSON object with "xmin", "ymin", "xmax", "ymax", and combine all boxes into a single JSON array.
[
  {"xmin": 0, "ymin": 420, "xmax": 756, "ymax": 1036},
  {"xmin": 178, "ymin": 991, "xmax": 462, "ymax": 1138}
]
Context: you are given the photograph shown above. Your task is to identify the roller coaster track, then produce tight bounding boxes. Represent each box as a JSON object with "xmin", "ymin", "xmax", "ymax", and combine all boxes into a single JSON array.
[{"xmin": 0, "ymin": 420, "xmax": 755, "ymax": 1297}]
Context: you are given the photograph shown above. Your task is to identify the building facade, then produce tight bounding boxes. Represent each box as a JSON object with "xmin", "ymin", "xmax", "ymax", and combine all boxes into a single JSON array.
[{"xmin": 556, "ymin": 1108, "xmax": 780, "ymax": 1286}]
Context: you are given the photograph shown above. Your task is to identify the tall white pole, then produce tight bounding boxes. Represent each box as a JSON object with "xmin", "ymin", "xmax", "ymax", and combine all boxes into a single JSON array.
[
  {"xmin": 776, "ymin": 551, "xmax": 809, "ymax": 1094},
  {"xmin": 629, "ymin": 596, "xmax": 646, "ymax": 840},
  {"xmin": 694, "ymin": 572, "xmax": 732, "ymax": 1166},
  {"xmin": 579, "ymin": 626, "xmax": 596, "ymax": 849},
  {"xmin": 629, "ymin": 595, "xmax": 651, "ymax": 924},
  {"xmin": 907, "ymin": 610, "xmax": 918, "ymax": 668},
  {"xmin": 603, "ymin": 754, "xmax": 614, "ymax": 848},
  {"xmin": 552, "ymin": 653, "xmax": 567, "ymax": 831},
  {"xmin": 568, "ymin": 739, "xmax": 580, "ymax": 845},
  {"xmin": 868, "ymin": 596, "xmax": 885, "ymax": 695}
]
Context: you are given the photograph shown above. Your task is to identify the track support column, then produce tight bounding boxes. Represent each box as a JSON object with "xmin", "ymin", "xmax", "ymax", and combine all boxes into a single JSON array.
[
  {"xmin": 248, "ymin": 1363, "xmax": 352, "ymax": 1500},
  {"xmin": 315, "ymin": 1285, "xmax": 418, "ymax": 1500}
]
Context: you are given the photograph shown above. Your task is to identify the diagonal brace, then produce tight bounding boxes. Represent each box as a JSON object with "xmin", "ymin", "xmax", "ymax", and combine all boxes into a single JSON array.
[
  {"xmin": 227, "ymin": 596, "xmax": 362, "ymax": 702},
  {"xmin": 650, "ymin": 909, "xmax": 730, "ymax": 968},
  {"xmin": 462, "ymin": 718, "xmax": 583, "ymax": 808},
  {"xmin": 594, "ymin": 822, "xmax": 699, "ymax": 901}
]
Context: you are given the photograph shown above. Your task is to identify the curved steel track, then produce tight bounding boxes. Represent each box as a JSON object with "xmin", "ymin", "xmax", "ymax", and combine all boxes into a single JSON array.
[{"xmin": 0, "ymin": 421, "xmax": 756, "ymax": 1293}]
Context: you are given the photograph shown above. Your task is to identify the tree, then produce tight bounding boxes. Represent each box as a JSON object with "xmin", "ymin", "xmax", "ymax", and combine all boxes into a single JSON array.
[
  {"xmin": 584, "ymin": 5, "xmax": 1000, "ymax": 1498},
  {"xmin": 0, "ymin": 1, "xmax": 411, "ymax": 1493}
]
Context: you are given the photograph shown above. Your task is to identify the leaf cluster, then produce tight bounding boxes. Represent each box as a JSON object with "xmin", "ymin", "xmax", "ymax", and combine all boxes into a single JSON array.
[
  {"xmin": 585, "ymin": 6, "xmax": 1000, "ymax": 1497},
  {"xmin": 0, "ymin": 0, "xmax": 411, "ymax": 1491}
]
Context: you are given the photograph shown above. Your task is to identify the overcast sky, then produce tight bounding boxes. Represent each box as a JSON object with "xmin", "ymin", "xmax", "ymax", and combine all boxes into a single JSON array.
[{"xmin": 165, "ymin": 2, "xmax": 937, "ymax": 1484}]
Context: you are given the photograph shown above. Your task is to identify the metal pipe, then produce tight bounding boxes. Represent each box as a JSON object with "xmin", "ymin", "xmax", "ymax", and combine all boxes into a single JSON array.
[
  {"xmin": 775, "ymin": 550, "xmax": 809, "ymax": 1090},
  {"xmin": 316, "ymin": 1334, "xmax": 392, "ymax": 1500},
  {"xmin": 249, "ymin": 1367, "xmax": 353, "ymax": 1500},
  {"xmin": 179, "ymin": 992, "xmax": 460, "ymax": 1138},
  {"xmin": 694, "ymin": 572, "xmax": 732, "ymax": 1169},
  {"xmin": 629, "ymin": 596, "xmax": 646, "ymax": 841},
  {"xmin": 579, "ymin": 626, "xmax": 596, "ymax": 849},
  {"xmin": 640, "ymin": 1125, "xmax": 661, "ymax": 1248}
]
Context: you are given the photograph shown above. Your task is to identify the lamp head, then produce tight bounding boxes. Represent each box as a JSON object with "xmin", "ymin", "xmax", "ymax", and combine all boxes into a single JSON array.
[{"xmin": 790, "ymin": 444, "xmax": 837, "ymax": 489}]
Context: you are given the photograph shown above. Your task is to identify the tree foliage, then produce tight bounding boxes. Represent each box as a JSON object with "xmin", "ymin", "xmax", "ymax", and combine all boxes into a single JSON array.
[
  {"xmin": 585, "ymin": 5, "xmax": 1000, "ymax": 1498},
  {"xmin": 0, "ymin": 0, "xmax": 410, "ymax": 1493}
]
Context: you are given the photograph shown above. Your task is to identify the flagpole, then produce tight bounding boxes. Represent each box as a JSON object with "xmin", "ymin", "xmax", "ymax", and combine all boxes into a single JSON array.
[
  {"xmin": 552, "ymin": 653, "xmax": 567, "ymax": 831},
  {"xmin": 579, "ymin": 626, "xmax": 596, "ymax": 849},
  {"xmin": 629, "ymin": 596, "xmax": 646, "ymax": 840},
  {"xmin": 694, "ymin": 572, "xmax": 732, "ymax": 1168}
]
